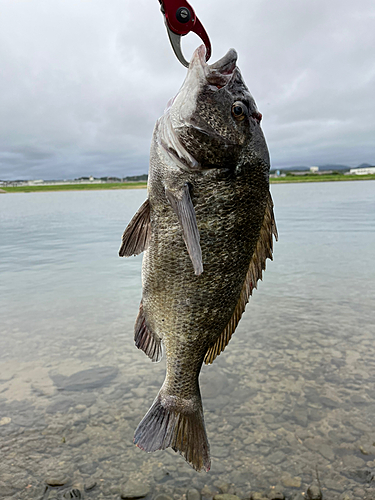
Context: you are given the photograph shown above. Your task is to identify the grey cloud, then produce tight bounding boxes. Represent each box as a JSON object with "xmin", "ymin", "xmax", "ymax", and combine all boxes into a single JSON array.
[{"xmin": 0, "ymin": 0, "xmax": 374, "ymax": 179}]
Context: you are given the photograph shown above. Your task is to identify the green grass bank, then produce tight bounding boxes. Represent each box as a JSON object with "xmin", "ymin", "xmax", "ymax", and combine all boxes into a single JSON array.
[
  {"xmin": 1, "ymin": 182, "xmax": 148, "ymax": 193},
  {"xmin": 270, "ymin": 173, "xmax": 375, "ymax": 183},
  {"xmin": 1, "ymin": 174, "xmax": 375, "ymax": 193}
]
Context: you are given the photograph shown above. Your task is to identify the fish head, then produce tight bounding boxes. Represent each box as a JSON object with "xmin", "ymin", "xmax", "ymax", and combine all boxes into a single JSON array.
[{"xmin": 162, "ymin": 45, "xmax": 267, "ymax": 170}]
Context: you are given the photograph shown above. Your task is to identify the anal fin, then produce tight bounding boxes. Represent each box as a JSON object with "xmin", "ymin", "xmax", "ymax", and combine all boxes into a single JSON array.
[
  {"xmin": 134, "ymin": 302, "xmax": 162, "ymax": 362},
  {"xmin": 204, "ymin": 191, "xmax": 278, "ymax": 365},
  {"xmin": 119, "ymin": 199, "xmax": 151, "ymax": 257}
]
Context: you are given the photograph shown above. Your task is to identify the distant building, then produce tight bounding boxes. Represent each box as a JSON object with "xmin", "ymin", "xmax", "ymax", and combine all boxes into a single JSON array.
[
  {"xmin": 27, "ymin": 179, "xmax": 44, "ymax": 185},
  {"xmin": 349, "ymin": 167, "xmax": 375, "ymax": 175},
  {"xmin": 310, "ymin": 166, "xmax": 319, "ymax": 173}
]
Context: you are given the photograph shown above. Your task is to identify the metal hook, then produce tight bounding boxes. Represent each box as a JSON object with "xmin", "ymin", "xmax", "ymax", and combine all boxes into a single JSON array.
[{"xmin": 160, "ymin": 0, "xmax": 211, "ymax": 67}]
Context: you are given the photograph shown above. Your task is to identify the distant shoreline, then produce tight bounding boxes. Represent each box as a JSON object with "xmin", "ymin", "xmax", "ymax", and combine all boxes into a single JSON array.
[
  {"xmin": 0, "ymin": 182, "xmax": 148, "ymax": 193},
  {"xmin": 1, "ymin": 174, "xmax": 375, "ymax": 193},
  {"xmin": 270, "ymin": 173, "xmax": 375, "ymax": 184}
]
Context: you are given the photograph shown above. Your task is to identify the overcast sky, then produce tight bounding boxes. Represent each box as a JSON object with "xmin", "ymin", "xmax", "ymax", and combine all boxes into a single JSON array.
[{"xmin": 1, "ymin": 0, "xmax": 374, "ymax": 180}]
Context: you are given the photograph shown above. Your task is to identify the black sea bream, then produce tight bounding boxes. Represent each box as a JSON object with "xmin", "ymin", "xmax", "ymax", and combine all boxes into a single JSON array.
[{"xmin": 120, "ymin": 45, "xmax": 277, "ymax": 471}]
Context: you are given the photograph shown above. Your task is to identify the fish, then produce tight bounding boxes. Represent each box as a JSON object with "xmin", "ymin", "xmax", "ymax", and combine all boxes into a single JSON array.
[{"xmin": 119, "ymin": 45, "xmax": 277, "ymax": 472}]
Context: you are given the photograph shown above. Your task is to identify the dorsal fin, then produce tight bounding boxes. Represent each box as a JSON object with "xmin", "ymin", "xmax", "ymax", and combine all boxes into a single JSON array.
[
  {"xmin": 119, "ymin": 199, "xmax": 151, "ymax": 257},
  {"xmin": 204, "ymin": 192, "xmax": 278, "ymax": 365}
]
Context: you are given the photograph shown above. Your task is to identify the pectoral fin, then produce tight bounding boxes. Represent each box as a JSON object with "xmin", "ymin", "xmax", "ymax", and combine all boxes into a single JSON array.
[
  {"xmin": 165, "ymin": 184, "xmax": 203, "ymax": 276},
  {"xmin": 204, "ymin": 191, "xmax": 278, "ymax": 364},
  {"xmin": 119, "ymin": 199, "xmax": 151, "ymax": 257}
]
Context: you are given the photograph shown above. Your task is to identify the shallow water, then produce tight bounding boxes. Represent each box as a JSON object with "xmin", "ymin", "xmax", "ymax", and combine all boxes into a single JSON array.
[{"xmin": 0, "ymin": 181, "xmax": 375, "ymax": 499}]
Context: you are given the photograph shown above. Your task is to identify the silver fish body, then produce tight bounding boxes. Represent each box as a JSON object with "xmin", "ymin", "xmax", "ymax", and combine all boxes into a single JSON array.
[{"xmin": 120, "ymin": 46, "xmax": 277, "ymax": 472}]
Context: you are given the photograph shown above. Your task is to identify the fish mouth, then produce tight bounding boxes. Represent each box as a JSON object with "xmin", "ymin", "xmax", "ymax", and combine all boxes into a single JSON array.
[{"xmin": 191, "ymin": 45, "xmax": 238, "ymax": 88}]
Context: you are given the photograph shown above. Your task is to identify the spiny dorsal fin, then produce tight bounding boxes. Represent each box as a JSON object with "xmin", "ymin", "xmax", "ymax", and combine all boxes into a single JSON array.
[
  {"xmin": 204, "ymin": 191, "xmax": 278, "ymax": 365},
  {"xmin": 119, "ymin": 199, "xmax": 151, "ymax": 257},
  {"xmin": 134, "ymin": 302, "xmax": 163, "ymax": 362}
]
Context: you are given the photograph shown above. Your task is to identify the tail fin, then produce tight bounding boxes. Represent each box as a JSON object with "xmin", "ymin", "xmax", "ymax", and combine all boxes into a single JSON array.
[{"xmin": 134, "ymin": 391, "xmax": 211, "ymax": 472}]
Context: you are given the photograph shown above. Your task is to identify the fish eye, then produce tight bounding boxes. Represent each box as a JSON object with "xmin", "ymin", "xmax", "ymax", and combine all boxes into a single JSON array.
[{"xmin": 231, "ymin": 102, "xmax": 246, "ymax": 121}]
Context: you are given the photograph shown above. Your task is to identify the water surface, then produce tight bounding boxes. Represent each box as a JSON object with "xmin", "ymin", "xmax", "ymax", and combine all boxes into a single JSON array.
[{"xmin": 0, "ymin": 181, "xmax": 375, "ymax": 499}]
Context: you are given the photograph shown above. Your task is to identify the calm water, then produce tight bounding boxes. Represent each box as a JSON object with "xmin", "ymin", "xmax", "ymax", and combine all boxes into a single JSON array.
[{"xmin": 0, "ymin": 181, "xmax": 375, "ymax": 499}]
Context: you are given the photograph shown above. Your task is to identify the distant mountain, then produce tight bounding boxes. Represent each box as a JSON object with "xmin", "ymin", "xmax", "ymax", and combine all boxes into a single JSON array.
[{"xmin": 274, "ymin": 165, "xmax": 309, "ymax": 171}]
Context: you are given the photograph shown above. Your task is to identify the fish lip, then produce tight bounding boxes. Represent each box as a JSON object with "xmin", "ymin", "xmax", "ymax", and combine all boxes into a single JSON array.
[
  {"xmin": 192, "ymin": 44, "xmax": 208, "ymax": 70},
  {"xmin": 190, "ymin": 45, "xmax": 238, "ymax": 87},
  {"xmin": 208, "ymin": 48, "xmax": 238, "ymax": 74}
]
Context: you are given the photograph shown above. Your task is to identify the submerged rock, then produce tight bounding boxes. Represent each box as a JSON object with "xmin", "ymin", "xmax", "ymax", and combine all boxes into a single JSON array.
[
  {"xmin": 120, "ymin": 479, "xmax": 150, "ymax": 499},
  {"xmin": 0, "ymin": 480, "xmax": 13, "ymax": 497},
  {"xmin": 343, "ymin": 468, "xmax": 375, "ymax": 483},
  {"xmin": 187, "ymin": 488, "xmax": 202, "ymax": 500},
  {"xmin": 215, "ymin": 483, "xmax": 236, "ymax": 495},
  {"xmin": 202, "ymin": 485, "xmax": 216, "ymax": 498},
  {"xmin": 45, "ymin": 475, "xmax": 69, "ymax": 487},
  {"xmin": 250, "ymin": 493, "xmax": 268, "ymax": 500},
  {"xmin": 154, "ymin": 495, "xmax": 173, "ymax": 500},
  {"xmin": 68, "ymin": 435, "xmax": 89, "ymax": 447},
  {"xmin": 281, "ymin": 475, "xmax": 302, "ymax": 488},
  {"xmin": 305, "ymin": 483, "xmax": 322, "ymax": 500},
  {"xmin": 267, "ymin": 489, "xmax": 285, "ymax": 500},
  {"xmin": 290, "ymin": 494, "xmax": 304, "ymax": 500},
  {"xmin": 153, "ymin": 467, "xmax": 170, "ymax": 482},
  {"xmin": 84, "ymin": 479, "xmax": 97, "ymax": 491},
  {"xmin": 78, "ymin": 462, "xmax": 98, "ymax": 475}
]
